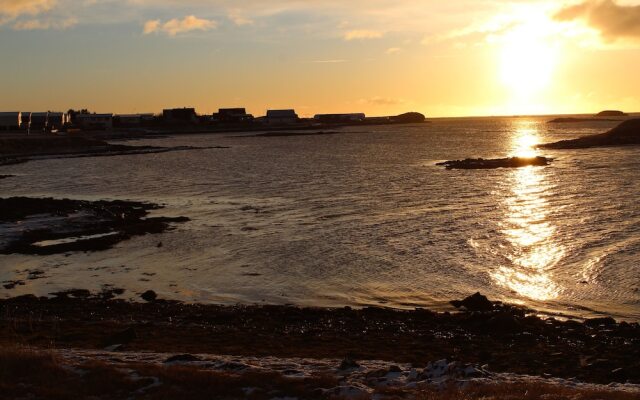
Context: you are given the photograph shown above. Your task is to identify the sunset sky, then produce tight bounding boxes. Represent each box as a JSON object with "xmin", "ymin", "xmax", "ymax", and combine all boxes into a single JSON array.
[{"xmin": 1, "ymin": 0, "xmax": 639, "ymax": 117}]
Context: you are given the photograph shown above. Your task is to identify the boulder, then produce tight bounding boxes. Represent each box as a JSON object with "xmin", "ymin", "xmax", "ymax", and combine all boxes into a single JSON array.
[
  {"xmin": 140, "ymin": 290, "xmax": 157, "ymax": 302},
  {"xmin": 450, "ymin": 292, "xmax": 494, "ymax": 312}
]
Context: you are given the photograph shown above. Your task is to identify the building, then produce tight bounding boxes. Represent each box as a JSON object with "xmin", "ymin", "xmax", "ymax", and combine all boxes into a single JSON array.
[
  {"xmin": 163, "ymin": 108, "xmax": 197, "ymax": 124},
  {"xmin": 265, "ymin": 109, "xmax": 299, "ymax": 125},
  {"xmin": 215, "ymin": 108, "xmax": 254, "ymax": 123},
  {"xmin": 21, "ymin": 112, "xmax": 31, "ymax": 130},
  {"xmin": 30, "ymin": 112, "xmax": 49, "ymax": 132},
  {"xmin": 314, "ymin": 113, "xmax": 366, "ymax": 123},
  {"xmin": 48, "ymin": 112, "xmax": 69, "ymax": 130},
  {"xmin": 75, "ymin": 113, "xmax": 113, "ymax": 130},
  {"xmin": 115, "ymin": 113, "xmax": 155, "ymax": 127},
  {"xmin": 0, "ymin": 112, "xmax": 22, "ymax": 131}
]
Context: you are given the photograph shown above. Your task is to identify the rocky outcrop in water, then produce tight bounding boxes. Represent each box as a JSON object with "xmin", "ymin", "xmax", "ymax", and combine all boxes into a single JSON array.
[
  {"xmin": 437, "ymin": 156, "xmax": 551, "ymax": 170},
  {"xmin": 540, "ymin": 119, "xmax": 640, "ymax": 149},
  {"xmin": 0, "ymin": 197, "xmax": 189, "ymax": 255}
]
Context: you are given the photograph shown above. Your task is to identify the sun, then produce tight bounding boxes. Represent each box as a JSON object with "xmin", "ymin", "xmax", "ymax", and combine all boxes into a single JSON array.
[{"xmin": 498, "ymin": 17, "xmax": 559, "ymax": 98}]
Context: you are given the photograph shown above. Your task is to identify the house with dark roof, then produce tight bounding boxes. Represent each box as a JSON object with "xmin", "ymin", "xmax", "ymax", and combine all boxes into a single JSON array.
[{"xmin": 265, "ymin": 109, "xmax": 299, "ymax": 125}]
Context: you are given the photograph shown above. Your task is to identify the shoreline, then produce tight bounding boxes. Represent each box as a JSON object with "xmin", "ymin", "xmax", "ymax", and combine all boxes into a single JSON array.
[{"xmin": 1, "ymin": 292, "xmax": 638, "ymax": 385}]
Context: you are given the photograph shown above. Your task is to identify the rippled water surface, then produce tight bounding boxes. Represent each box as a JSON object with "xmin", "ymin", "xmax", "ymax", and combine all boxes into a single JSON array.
[{"xmin": 1, "ymin": 116, "xmax": 639, "ymax": 320}]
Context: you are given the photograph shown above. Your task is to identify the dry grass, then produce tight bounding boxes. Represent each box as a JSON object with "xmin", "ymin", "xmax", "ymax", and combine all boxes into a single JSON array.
[
  {"xmin": 404, "ymin": 382, "xmax": 640, "ymax": 400},
  {"xmin": 0, "ymin": 346, "xmax": 637, "ymax": 399}
]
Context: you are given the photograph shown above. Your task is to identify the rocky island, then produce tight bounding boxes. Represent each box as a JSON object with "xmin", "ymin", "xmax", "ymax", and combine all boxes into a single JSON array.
[
  {"xmin": 437, "ymin": 156, "xmax": 551, "ymax": 170},
  {"xmin": 540, "ymin": 118, "xmax": 640, "ymax": 149}
]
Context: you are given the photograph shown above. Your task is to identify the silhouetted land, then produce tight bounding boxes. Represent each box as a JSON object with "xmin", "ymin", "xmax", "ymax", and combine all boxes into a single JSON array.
[
  {"xmin": 241, "ymin": 131, "xmax": 342, "ymax": 137},
  {"xmin": 0, "ymin": 135, "xmax": 224, "ymax": 166},
  {"xmin": 540, "ymin": 119, "xmax": 640, "ymax": 149},
  {"xmin": 596, "ymin": 110, "xmax": 627, "ymax": 117},
  {"xmin": 0, "ymin": 292, "xmax": 637, "ymax": 385},
  {"xmin": 437, "ymin": 156, "xmax": 551, "ymax": 169},
  {"xmin": 547, "ymin": 117, "xmax": 619, "ymax": 123}
]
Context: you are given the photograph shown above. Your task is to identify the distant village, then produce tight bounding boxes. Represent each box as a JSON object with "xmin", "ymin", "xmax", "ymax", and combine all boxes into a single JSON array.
[{"xmin": 0, "ymin": 107, "xmax": 426, "ymax": 133}]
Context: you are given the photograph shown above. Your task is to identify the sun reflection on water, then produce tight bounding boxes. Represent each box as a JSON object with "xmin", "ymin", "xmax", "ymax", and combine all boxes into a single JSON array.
[{"xmin": 491, "ymin": 123, "xmax": 564, "ymax": 301}]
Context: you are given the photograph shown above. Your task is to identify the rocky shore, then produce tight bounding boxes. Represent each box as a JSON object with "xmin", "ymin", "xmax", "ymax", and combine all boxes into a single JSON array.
[
  {"xmin": 0, "ymin": 292, "xmax": 637, "ymax": 386},
  {"xmin": 540, "ymin": 119, "xmax": 640, "ymax": 149},
  {"xmin": 0, "ymin": 197, "xmax": 188, "ymax": 255}
]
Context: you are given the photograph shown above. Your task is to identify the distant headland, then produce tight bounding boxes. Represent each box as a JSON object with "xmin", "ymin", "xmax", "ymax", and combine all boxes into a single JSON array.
[
  {"xmin": 548, "ymin": 110, "xmax": 629, "ymax": 124},
  {"xmin": 540, "ymin": 118, "xmax": 640, "ymax": 149}
]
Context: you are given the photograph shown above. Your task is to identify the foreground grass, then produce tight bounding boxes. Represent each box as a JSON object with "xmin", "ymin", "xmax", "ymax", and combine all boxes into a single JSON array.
[{"xmin": 1, "ymin": 346, "xmax": 638, "ymax": 400}]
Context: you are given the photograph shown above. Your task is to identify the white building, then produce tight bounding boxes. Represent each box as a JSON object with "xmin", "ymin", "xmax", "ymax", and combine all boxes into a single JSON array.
[
  {"xmin": 0, "ymin": 112, "xmax": 22, "ymax": 131},
  {"xmin": 75, "ymin": 113, "xmax": 114, "ymax": 130},
  {"xmin": 265, "ymin": 109, "xmax": 299, "ymax": 125}
]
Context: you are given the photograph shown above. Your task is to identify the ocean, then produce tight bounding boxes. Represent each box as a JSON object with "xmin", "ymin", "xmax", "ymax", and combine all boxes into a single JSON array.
[{"xmin": 1, "ymin": 116, "xmax": 639, "ymax": 321}]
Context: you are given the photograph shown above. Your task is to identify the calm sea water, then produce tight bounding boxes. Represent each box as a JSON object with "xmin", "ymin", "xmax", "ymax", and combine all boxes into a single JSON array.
[{"xmin": 1, "ymin": 116, "xmax": 639, "ymax": 321}]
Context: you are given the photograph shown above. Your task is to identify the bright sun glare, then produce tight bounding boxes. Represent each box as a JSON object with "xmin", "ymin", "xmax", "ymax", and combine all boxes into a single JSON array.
[{"xmin": 498, "ymin": 16, "xmax": 559, "ymax": 98}]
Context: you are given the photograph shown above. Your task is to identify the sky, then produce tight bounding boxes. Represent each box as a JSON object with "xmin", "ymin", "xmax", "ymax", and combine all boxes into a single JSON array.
[{"xmin": 1, "ymin": 0, "xmax": 639, "ymax": 117}]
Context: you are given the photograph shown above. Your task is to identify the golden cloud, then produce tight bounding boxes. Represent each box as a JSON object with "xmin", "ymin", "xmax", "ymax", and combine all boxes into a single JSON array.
[{"xmin": 143, "ymin": 15, "xmax": 217, "ymax": 36}]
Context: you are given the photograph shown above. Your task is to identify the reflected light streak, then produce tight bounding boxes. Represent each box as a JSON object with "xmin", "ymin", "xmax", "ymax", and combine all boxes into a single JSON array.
[{"xmin": 491, "ymin": 124, "xmax": 564, "ymax": 301}]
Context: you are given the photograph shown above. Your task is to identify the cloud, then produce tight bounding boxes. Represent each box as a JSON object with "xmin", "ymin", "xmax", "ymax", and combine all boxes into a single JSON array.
[
  {"xmin": 13, "ymin": 16, "xmax": 76, "ymax": 29},
  {"xmin": 362, "ymin": 96, "xmax": 405, "ymax": 106},
  {"xmin": 344, "ymin": 29, "xmax": 383, "ymax": 41},
  {"xmin": 143, "ymin": 19, "xmax": 160, "ymax": 34},
  {"xmin": 385, "ymin": 47, "xmax": 401, "ymax": 54},
  {"xmin": 554, "ymin": 0, "xmax": 640, "ymax": 41},
  {"xmin": 311, "ymin": 59, "xmax": 346, "ymax": 63},
  {"xmin": 143, "ymin": 15, "xmax": 217, "ymax": 36},
  {"xmin": 228, "ymin": 9, "xmax": 253, "ymax": 26},
  {"xmin": 0, "ymin": 0, "xmax": 56, "ymax": 23}
]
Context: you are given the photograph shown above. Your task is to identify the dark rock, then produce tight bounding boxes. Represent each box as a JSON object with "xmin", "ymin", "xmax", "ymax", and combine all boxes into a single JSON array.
[
  {"xmin": 610, "ymin": 367, "xmax": 629, "ymax": 381},
  {"xmin": 486, "ymin": 312, "xmax": 522, "ymax": 333},
  {"xmin": 388, "ymin": 365, "xmax": 402, "ymax": 373},
  {"xmin": 3, "ymin": 280, "xmax": 25, "ymax": 290},
  {"xmin": 104, "ymin": 327, "xmax": 136, "ymax": 346},
  {"xmin": 51, "ymin": 289, "xmax": 91, "ymax": 299},
  {"xmin": 217, "ymin": 362, "xmax": 247, "ymax": 371},
  {"xmin": 0, "ymin": 197, "xmax": 188, "ymax": 256},
  {"xmin": 339, "ymin": 358, "xmax": 361, "ymax": 370},
  {"xmin": 141, "ymin": 290, "xmax": 157, "ymax": 302},
  {"xmin": 437, "ymin": 156, "xmax": 551, "ymax": 170},
  {"xmin": 585, "ymin": 317, "xmax": 616, "ymax": 327},
  {"xmin": 450, "ymin": 292, "xmax": 494, "ymax": 312},
  {"xmin": 164, "ymin": 354, "xmax": 202, "ymax": 363}
]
